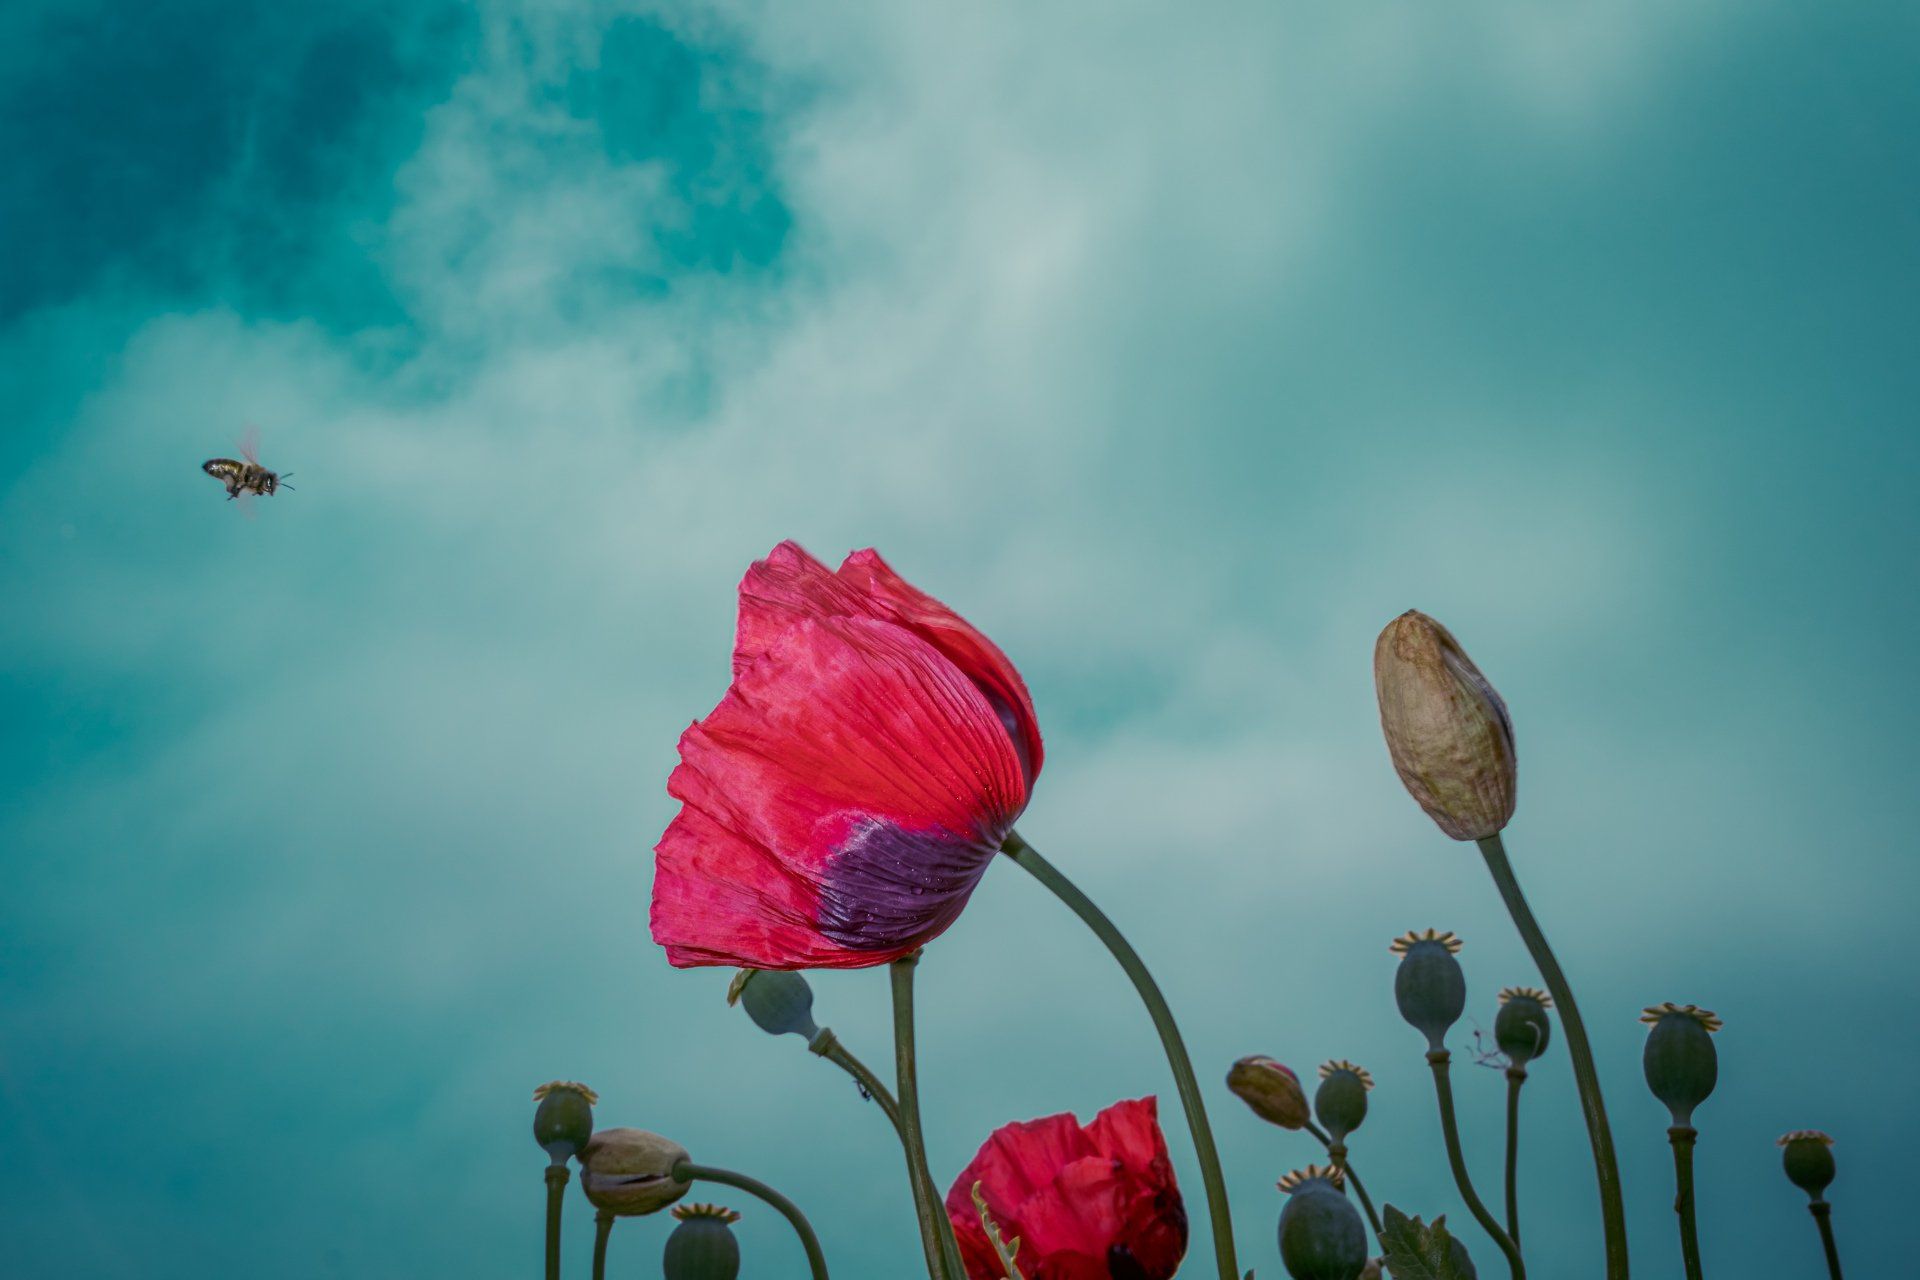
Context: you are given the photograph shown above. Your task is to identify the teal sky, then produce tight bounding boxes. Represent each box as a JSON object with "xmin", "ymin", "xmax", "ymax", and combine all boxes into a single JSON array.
[{"xmin": 3, "ymin": 3, "xmax": 1915, "ymax": 1277}]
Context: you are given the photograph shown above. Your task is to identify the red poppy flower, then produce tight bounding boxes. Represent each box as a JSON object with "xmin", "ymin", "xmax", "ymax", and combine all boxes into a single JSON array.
[
  {"xmin": 946, "ymin": 1097, "xmax": 1187, "ymax": 1280},
  {"xmin": 650, "ymin": 541, "xmax": 1044, "ymax": 969}
]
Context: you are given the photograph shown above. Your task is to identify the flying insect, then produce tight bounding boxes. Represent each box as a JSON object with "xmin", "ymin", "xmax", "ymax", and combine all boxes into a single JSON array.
[{"xmin": 202, "ymin": 426, "xmax": 292, "ymax": 501}]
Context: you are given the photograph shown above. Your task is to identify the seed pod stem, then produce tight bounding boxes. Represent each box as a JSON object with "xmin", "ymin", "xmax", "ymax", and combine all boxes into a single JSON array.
[
  {"xmin": 1503, "ymin": 1066, "xmax": 1526, "ymax": 1247},
  {"xmin": 544, "ymin": 1165, "xmax": 569, "ymax": 1280},
  {"xmin": 1667, "ymin": 1126, "xmax": 1704, "ymax": 1280},
  {"xmin": 808, "ymin": 1027, "xmax": 905, "ymax": 1134},
  {"xmin": 591, "ymin": 1208, "xmax": 614, "ymax": 1280},
  {"xmin": 1304, "ymin": 1119, "xmax": 1384, "ymax": 1241},
  {"xmin": 890, "ymin": 955, "xmax": 966, "ymax": 1280},
  {"xmin": 673, "ymin": 1160, "xmax": 832, "ymax": 1280},
  {"xmin": 1428, "ymin": 1050, "xmax": 1525, "ymax": 1280},
  {"xmin": 1809, "ymin": 1203, "xmax": 1843, "ymax": 1280}
]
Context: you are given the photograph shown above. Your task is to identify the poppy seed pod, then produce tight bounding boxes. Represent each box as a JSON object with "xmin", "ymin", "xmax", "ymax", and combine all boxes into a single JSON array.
[
  {"xmin": 1640, "ymin": 1003, "xmax": 1722, "ymax": 1127},
  {"xmin": 727, "ymin": 968, "xmax": 820, "ymax": 1040},
  {"xmin": 662, "ymin": 1203, "xmax": 742, "ymax": 1280},
  {"xmin": 532, "ymin": 1081, "xmax": 598, "ymax": 1166},
  {"xmin": 1373, "ymin": 611, "xmax": 1516, "ymax": 841},
  {"xmin": 1313, "ymin": 1060, "xmax": 1374, "ymax": 1145},
  {"xmin": 1778, "ymin": 1130, "xmax": 1837, "ymax": 1201},
  {"xmin": 1494, "ymin": 987, "xmax": 1553, "ymax": 1066},
  {"xmin": 1392, "ymin": 929, "xmax": 1467, "ymax": 1053},
  {"xmin": 1277, "ymin": 1166, "xmax": 1367, "ymax": 1280},
  {"xmin": 579, "ymin": 1128, "xmax": 692, "ymax": 1217},
  {"xmin": 1228, "ymin": 1056, "xmax": 1311, "ymax": 1130}
]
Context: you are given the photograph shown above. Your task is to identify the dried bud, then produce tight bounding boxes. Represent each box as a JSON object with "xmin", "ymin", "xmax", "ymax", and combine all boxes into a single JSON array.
[
  {"xmin": 1374, "ymin": 612, "xmax": 1516, "ymax": 841},
  {"xmin": 579, "ymin": 1128, "xmax": 692, "ymax": 1216},
  {"xmin": 663, "ymin": 1203, "xmax": 743, "ymax": 1280},
  {"xmin": 1778, "ymin": 1130, "xmax": 1836, "ymax": 1201},
  {"xmin": 1640, "ymin": 1003, "xmax": 1722, "ymax": 1127},
  {"xmin": 1314, "ymin": 1060, "xmax": 1374, "ymax": 1145},
  {"xmin": 727, "ymin": 969, "xmax": 820, "ymax": 1040},
  {"xmin": 1494, "ymin": 987, "xmax": 1553, "ymax": 1066},
  {"xmin": 1392, "ymin": 929, "xmax": 1467, "ymax": 1053},
  {"xmin": 532, "ymin": 1081, "xmax": 598, "ymax": 1166},
  {"xmin": 1277, "ymin": 1166, "xmax": 1367, "ymax": 1280},
  {"xmin": 1228, "ymin": 1056, "xmax": 1311, "ymax": 1130}
]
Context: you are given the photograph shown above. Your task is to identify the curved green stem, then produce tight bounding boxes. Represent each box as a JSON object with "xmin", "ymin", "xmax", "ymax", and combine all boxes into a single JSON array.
[
  {"xmin": 890, "ymin": 956, "xmax": 966, "ymax": 1280},
  {"xmin": 1504, "ymin": 1067, "xmax": 1526, "ymax": 1245},
  {"xmin": 1428, "ymin": 1051, "xmax": 1525, "ymax": 1280},
  {"xmin": 1809, "ymin": 1202, "xmax": 1843, "ymax": 1280},
  {"xmin": 1304, "ymin": 1120, "xmax": 1383, "ymax": 1240},
  {"xmin": 1477, "ymin": 834, "xmax": 1628, "ymax": 1278},
  {"xmin": 1668, "ymin": 1126, "xmax": 1703, "ymax": 1280},
  {"xmin": 543, "ymin": 1165, "xmax": 568, "ymax": 1280},
  {"xmin": 591, "ymin": 1209, "xmax": 613, "ymax": 1280},
  {"xmin": 810, "ymin": 1027, "xmax": 905, "ymax": 1135},
  {"xmin": 674, "ymin": 1160, "xmax": 831, "ymax": 1280},
  {"xmin": 1005, "ymin": 831, "xmax": 1239, "ymax": 1280}
]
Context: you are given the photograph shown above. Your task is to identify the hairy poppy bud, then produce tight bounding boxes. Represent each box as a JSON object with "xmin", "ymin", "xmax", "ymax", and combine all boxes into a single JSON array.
[
  {"xmin": 1277, "ymin": 1166, "xmax": 1367, "ymax": 1280},
  {"xmin": 1314, "ymin": 1060, "xmax": 1374, "ymax": 1145},
  {"xmin": 532, "ymin": 1081, "xmax": 598, "ymax": 1166},
  {"xmin": 1640, "ymin": 1003, "xmax": 1722, "ymax": 1127},
  {"xmin": 1228, "ymin": 1056, "xmax": 1310, "ymax": 1130},
  {"xmin": 727, "ymin": 969, "xmax": 820, "ymax": 1040},
  {"xmin": 1494, "ymin": 987, "xmax": 1553, "ymax": 1067},
  {"xmin": 1778, "ymin": 1130, "xmax": 1837, "ymax": 1201},
  {"xmin": 1373, "ymin": 612, "xmax": 1516, "ymax": 841},
  {"xmin": 1392, "ymin": 930, "xmax": 1467, "ymax": 1053},
  {"xmin": 663, "ymin": 1203, "xmax": 742, "ymax": 1280},
  {"xmin": 579, "ymin": 1128, "xmax": 692, "ymax": 1217}
]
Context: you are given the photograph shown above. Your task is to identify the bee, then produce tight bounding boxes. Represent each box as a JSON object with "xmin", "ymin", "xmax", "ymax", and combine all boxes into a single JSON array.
[{"xmin": 202, "ymin": 426, "xmax": 293, "ymax": 501}]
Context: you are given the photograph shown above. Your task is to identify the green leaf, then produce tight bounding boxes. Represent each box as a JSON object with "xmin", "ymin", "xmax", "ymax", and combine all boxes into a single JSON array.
[
  {"xmin": 972, "ymin": 1180, "xmax": 1026, "ymax": 1280},
  {"xmin": 1379, "ymin": 1205, "xmax": 1474, "ymax": 1280}
]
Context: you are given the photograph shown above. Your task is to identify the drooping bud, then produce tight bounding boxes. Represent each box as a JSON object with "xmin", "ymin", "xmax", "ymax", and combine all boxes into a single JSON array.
[
  {"xmin": 1228, "ymin": 1056, "xmax": 1311, "ymax": 1130},
  {"xmin": 1277, "ymin": 1166, "xmax": 1367, "ymax": 1280},
  {"xmin": 532, "ymin": 1081, "xmax": 599, "ymax": 1166},
  {"xmin": 1373, "ymin": 611, "xmax": 1517, "ymax": 841},
  {"xmin": 1640, "ymin": 1003, "xmax": 1722, "ymax": 1127},
  {"xmin": 1314, "ymin": 1060, "xmax": 1374, "ymax": 1145},
  {"xmin": 1778, "ymin": 1130, "xmax": 1837, "ymax": 1201},
  {"xmin": 1392, "ymin": 929, "xmax": 1467, "ymax": 1053},
  {"xmin": 662, "ymin": 1203, "xmax": 742, "ymax": 1280},
  {"xmin": 1494, "ymin": 987, "xmax": 1553, "ymax": 1067},
  {"xmin": 579, "ymin": 1128, "xmax": 692, "ymax": 1217},
  {"xmin": 726, "ymin": 969, "xmax": 820, "ymax": 1040}
]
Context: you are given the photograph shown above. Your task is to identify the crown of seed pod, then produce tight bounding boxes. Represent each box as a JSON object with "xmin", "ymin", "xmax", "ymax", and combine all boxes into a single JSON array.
[
  {"xmin": 579, "ymin": 1128, "xmax": 692, "ymax": 1217},
  {"xmin": 1228, "ymin": 1056, "xmax": 1311, "ymax": 1130},
  {"xmin": 1778, "ymin": 1130, "xmax": 1837, "ymax": 1201},
  {"xmin": 1392, "ymin": 930, "xmax": 1467, "ymax": 1053},
  {"xmin": 1314, "ymin": 1060, "xmax": 1374, "ymax": 1145},
  {"xmin": 1373, "ymin": 611, "xmax": 1517, "ymax": 842},
  {"xmin": 1277, "ymin": 1166, "xmax": 1367, "ymax": 1280},
  {"xmin": 727, "ymin": 969, "xmax": 821, "ymax": 1040},
  {"xmin": 1494, "ymin": 987, "xmax": 1553, "ymax": 1066},
  {"xmin": 532, "ymin": 1081, "xmax": 599, "ymax": 1166},
  {"xmin": 1640, "ymin": 1003, "xmax": 1722, "ymax": 1127},
  {"xmin": 663, "ymin": 1203, "xmax": 743, "ymax": 1280}
]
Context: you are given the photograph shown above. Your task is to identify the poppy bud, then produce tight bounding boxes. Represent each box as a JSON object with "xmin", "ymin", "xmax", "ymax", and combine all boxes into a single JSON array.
[
  {"xmin": 1228, "ymin": 1056, "xmax": 1311, "ymax": 1130},
  {"xmin": 1277, "ymin": 1166, "xmax": 1367, "ymax": 1280},
  {"xmin": 1494, "ymin": 987, "xmax": 1553, "ymax": 1067},
  {"xmin": 532, "ymin": 1081, "xmax": 598, "ymax": 1166},
  {"xmin": 726, "ymin": 968, "xmax": 820, "ymax": 1040},
  {"xmin": 662, "ymin": 1203, "xmax": 742, "ymax": 1280},
  {"xmin": 579, "ymin": 1128, "xmax": 692, "ymax": 1217},
  {"xmin": 1778, "ymin": 1130, "xmax": 1837, "ymax": 1201},
  {"xmin": 1373, "ymin": 611, "xmax": 1516, "ymax": 841},
  {"xmin": 1392, "ymin": 930, "xmax": 1467, "ymax": 1053},
  {"xmin": 1314, "ymin": 1060, "xmax": 1374, "ymax": 1145},
  {"xmin": 1639, "ymin": 1003, "xmax": 1722, "ymax": 1127}
]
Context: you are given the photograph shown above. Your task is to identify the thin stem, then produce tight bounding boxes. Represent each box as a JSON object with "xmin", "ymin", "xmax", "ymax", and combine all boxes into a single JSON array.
[
  {"xmin": 891, "ymin": 955, "xmax": 966, "ymax": 1280},
  {"xmin": 809, "ymin": 1027, "xmax": 905, "ymax": 1135},
  {"xmin": 1809, "ymin": 1202, "xmax": 1844, "ymax": 1280},
  {"xmin": 675, "ymin": 1160, "xmax": 832, "ymax": 1280},
  {"xmin": 591, "ymin": 1209, "xmax": 613, "ymax": 1280},
  {"xmin": 1504, "ymin": 1067, "xmax": 1525, "ymax": 1245},
  {"xmin": 543, "ymin": 1165, "xmax": 568, "ymax": 1280},
  {"xmin": 1478, "ymin": 834, "xmax": 1629, "ymax": 1279},
  {"xmin": 1004, "ymin": 831, "xmax": 1239, "ymax": 1280},
  {"xmin": 1428, "ymin": 1051, "xmax": 1525, "ymax": 1280},
  {"xmin": 1668, "ymin": 1126, "xmax": 1703, "ymax": 1280},
  {"xmin": 1304, "ymin": 1120, "xmax": 1383, "ymax": 1240}
]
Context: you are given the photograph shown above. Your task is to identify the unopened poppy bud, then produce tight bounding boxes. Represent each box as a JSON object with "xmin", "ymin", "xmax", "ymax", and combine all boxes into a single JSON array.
[
  {"xmin": 1392, "ymin": 929, "xmax": 1467, "ymax": 1053},
  {"xmin": 579, "ymin": 1128, "xmax": 692, "ymax": 1216},
  {"xmin": 1640, "ymin": 1003, "xmax": 1722, "ymax": 1127},
  {"xmin": 1373, "ymin": 611, "xmax": 1516, "ymax": 841},
  {"xmin": 1494, "ymin": 987, "xmax": 1553, "ymax": 1067},
  {"xmin": 1277, "ymin": 1166, "xmax": 1367, "ymax": 1280},
  {"xmin": 663, "ymin": 1203, "xmax": 742, "ymax": 1280},
  {"xmin": 1228, "ymin": 1056, "xmax": 1310, "ymax": 1130},
  {"xmin": 532, "ymin": 1081, "xmax": 598, "ymax": 1166},
  {"xmin": 1778, "ymin": 1130, "xmax": 1837, "ymax": 1201},
  {"xmin": 727, "ymin": 969, "xmax": 820, "ymax": 1040},
  {"xmin": 1314, "ymin": 1060, "xmax": 1374, "ymax": 1145}
]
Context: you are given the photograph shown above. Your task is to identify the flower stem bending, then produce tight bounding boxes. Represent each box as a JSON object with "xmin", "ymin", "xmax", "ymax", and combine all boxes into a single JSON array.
[
  {"xmin": 1809, "ymin": 1202, "xmax": 1844, "ymax": 1280},
  {"xmin": 543, "ymin": 1166, "xmax": 568, "ymax": 1280},
  {"xmin": 1504, "ymin": 1066, "xmax": 1526, "ymax": 1245},
  {"xmin": 591, "ymin": 1208, "xmax": 614, "ymax": 1280},
  {"xmin": 1667, "ymin": 1126, "xmax": 1704, "ymax": 1280},
  {"xmin": 1003, "ymin": 831, "xmax": 1240, "ymax": 1280},
  {"xmin": 1477, "ymin": 834, "xmax": 1629, "ymax": 1279},
  {"xmin": 890, "ymin": 955, "xmax": 967, "ymax": 1280},
  {"xmin": 1304, "ymin": 1119, "xmax": 1383, "ymax": 1239},
  {"xmin": 674, "ymin": 1159, "xmax": 832, "ymax": 1280},
  {"xmin": 809, "ymin": 1027, "xmax": 905, "ymax": 1135},
  {"xmin": 1428, "ymin": 1051, "xmax": 1525, "ymax": 1280}
]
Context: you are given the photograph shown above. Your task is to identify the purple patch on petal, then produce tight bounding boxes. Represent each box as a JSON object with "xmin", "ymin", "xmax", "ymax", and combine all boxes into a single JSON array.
[{"xmin": 817, "ymin": 819, "xmax": 997, "ymax": 952}]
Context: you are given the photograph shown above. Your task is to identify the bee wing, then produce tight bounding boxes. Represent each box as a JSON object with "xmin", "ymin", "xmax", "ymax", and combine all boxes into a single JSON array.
[{"xmin": 238, "ymin": 424, "xmax": 261, "ymax": 466}]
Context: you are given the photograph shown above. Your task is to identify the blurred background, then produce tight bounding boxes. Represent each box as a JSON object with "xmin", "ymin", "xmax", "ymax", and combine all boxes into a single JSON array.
[{"xmin": 2, "ymin": 2, "xmax": 1915, "ymax": 1276}]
